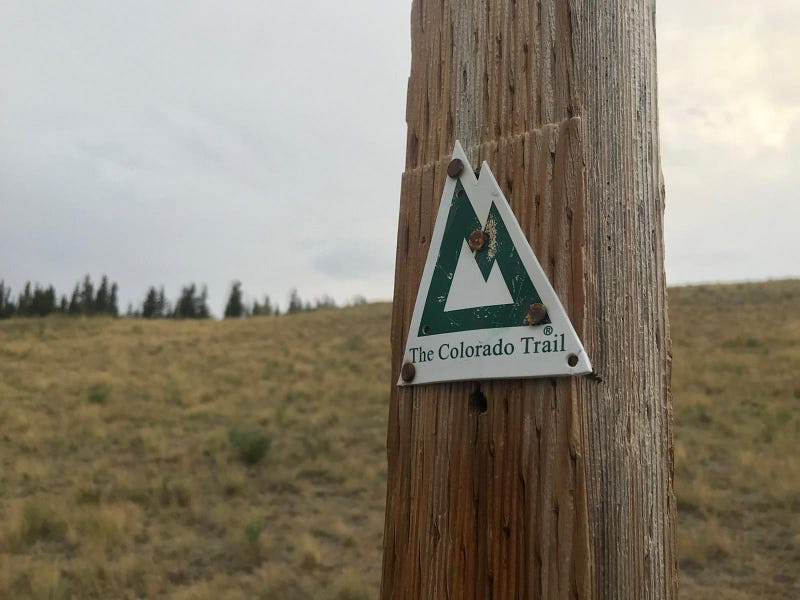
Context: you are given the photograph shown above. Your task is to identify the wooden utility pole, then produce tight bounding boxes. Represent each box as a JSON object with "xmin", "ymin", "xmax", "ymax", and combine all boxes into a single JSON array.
[{"xmin": 382, "ymin": 1, "xmax": 676, "ymax": 598}]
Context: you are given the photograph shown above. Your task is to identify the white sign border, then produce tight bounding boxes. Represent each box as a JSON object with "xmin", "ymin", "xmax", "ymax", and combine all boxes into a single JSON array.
[{"xmin": 398, "ymin": 141, "xmax": 592, "ymax": 386}]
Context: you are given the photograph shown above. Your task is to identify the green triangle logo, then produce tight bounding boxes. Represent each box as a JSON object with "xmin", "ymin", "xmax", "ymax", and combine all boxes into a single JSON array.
[
  {"xmin": 418, "ymin": 179, "xmax": 549, "ymax": 337},
  {"xmin": 399, "ymin": 141, "xmax": 591, "ymax": 386}
]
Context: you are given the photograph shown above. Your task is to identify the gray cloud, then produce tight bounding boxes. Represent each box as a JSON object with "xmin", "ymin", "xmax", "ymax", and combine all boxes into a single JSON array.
[
  {"xmin": 658, "ymin": 0, "xmax": 800, "ymax": 283},
  {"xmin": 0, "ymin": 1, "xmax": 797, "ymax": 317},
  {"xmin": 0, "ymin": 1, "xmax": 408, "ymax": 313},
  {"xmin": 313, "ymin": 244, "xmax": 394, "ymax": 279}
]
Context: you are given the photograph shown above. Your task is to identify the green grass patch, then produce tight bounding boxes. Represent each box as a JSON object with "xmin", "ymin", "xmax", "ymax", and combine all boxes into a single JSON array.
[{"xmin": 228, "ymin": 428, "xmax": 272, "ymax": 465}]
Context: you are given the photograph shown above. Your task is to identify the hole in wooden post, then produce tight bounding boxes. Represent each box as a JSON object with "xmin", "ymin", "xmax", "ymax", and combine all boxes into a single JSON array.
[{"xmin": 469, "ymin": 388, "xmax": 487, "ymax": 415}]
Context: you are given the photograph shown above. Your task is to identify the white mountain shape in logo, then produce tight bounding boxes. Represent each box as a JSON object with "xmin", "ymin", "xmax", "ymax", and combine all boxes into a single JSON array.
[{"xmin": 443, "ymin": 239, "xmax": 514, "ymax": 312}]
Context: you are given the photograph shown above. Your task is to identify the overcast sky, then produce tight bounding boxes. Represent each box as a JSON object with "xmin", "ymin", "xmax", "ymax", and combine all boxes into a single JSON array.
[{"xmin": 1, "ymin": 1, "xmax": 798, "ymax": 314}]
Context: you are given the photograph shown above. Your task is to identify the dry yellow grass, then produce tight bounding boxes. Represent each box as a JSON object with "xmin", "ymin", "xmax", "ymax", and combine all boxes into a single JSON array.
[
  {"xmin": 670, "ymin": 280, "xmax": 800, "ymax": 599},
  {"xmin": 0, "ymin": 306, "xmax": 390, "ymax": 599},
  {"xmin": 0, "ymin": 280, "xmax": 798, "ymax": 598}
]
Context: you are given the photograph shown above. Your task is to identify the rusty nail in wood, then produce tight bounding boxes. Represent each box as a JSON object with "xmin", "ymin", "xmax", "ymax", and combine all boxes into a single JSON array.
[
  {"xmin": 567, "ymin": 354, "xmax": 579, "ymax": 367},
  {"xmin": 447, "ymin": 158, "xmax": 464, "ymax": 178},
  {"xmin": 401, "ymin": 362, "xmax": 416, "ymax": 382},
  {"xmin": 468, "ymin": 230, "xmax": 488, "ymax": 251},
  {"xmin": 525, "ymin": 302, "xmax": 548, "ymax": 326}
]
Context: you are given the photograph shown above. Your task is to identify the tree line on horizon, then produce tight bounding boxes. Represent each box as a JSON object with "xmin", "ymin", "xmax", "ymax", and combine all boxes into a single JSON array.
[
  {"xmin": 0, "ymin": 276, "xmax": 119, "ymax": 319},
  {"xmin": 0, "ymin": 276, "xmax": 365, "ymax": 320}
]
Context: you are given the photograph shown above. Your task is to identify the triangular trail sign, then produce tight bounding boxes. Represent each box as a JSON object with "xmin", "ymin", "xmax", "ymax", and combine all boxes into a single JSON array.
[{"xmin": 398, "ymin": 141, "xmax": 591, "ymax": 386}]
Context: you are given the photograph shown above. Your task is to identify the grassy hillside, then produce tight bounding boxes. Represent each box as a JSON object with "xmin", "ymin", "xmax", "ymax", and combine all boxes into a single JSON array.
[
  {"xmin": 669, "ymin": 280, "xmax": 799, "ymax": 598},
  {"xmin": 0, "ymin": 280, "xmax": 798, "ymax": 598},
  {"xmin": 0, "ymin": 306, "xmax": 392, "ymax": 599}
]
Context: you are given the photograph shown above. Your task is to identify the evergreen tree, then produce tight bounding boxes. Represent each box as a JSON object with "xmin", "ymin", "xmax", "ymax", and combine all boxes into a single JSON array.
[
  {"xmin": 174, "ymin": 284, "xmax": 195, "ymax": 318},
  {"xmin": 18, "ymin": 282, "xmax": 32, "ymax": 316},
  {"xmin": 287, "ymin": 288, "xmax": 303, "ymax": 314},
  {"xmin": 29, "ymin": 285, "xmax": 40, "ymax": 316},
  {"xmin": 157, "ymin": 287, "xmax": 167, "ymax": 317},
  {"xmin": 59, "ymin": 295, "xmax": 68, "ymax": 313},
  {"xmin": 315, "ymin": 295, "xmax": 337, "ymax": 309},
  {"xmin": 30, "ymin": 285, "xmax": 41, "ymax": 316},
  {"xmin": 31, "ymin": 285, "xmax": 56, "ymax": 316},
  {"xmin": 109, "ymin": 283, "xmax": 119, "ymax": 317},
  {"xmin": 142, "ymin": 287, "xmax": 159, "ymax": 318},
  {"xmin": 141, "ymin": 286, "xmax": 171, "ymax": 318},
  {"xmin": 173, "ymin": 284, "xmax": 210, "ymax": 319},
  {"xmin": 68, "ymin": 285, "xmax": 81, "ymax": 315},
  {"xmin": 224, "ymin": 281, "xmax": 244, "ymax": 318},
  {"xmin": 0, "ymin": 281, "xmax": 15, "ymax": 318},
  {"xmin": 80, "ymin": 275, "xmax": 94, "ymax": 315},
  {"xmin": 46, "ymin": 285, "xmax": 56, "ymax": 315},
  {"xmin": 197, "ymin": 286, "xmax": 210, "ymax": 319},
  {"xmin": 252, "ymin": 295, "xmax": 273, "ymax": 317},
  {"xmin": 95, "ymin": 276, "xmax": 109, "ymax": 314}
]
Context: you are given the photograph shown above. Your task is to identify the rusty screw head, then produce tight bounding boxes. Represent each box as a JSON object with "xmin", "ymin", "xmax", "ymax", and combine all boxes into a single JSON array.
[
  {"xmin": 468, "ymin": 229, "xmax": 488, "ymax": 251},
  {"xmin": 525, "ymin": 302, "xmax": 548, "ymax": 326},
  {"xmin": 447, "ymin": 158, "xmax": 464, "ymax": 178},
  {"xmin": 567, "ymin": 354, "xmax": 579, "ymax": 367},
  {"xmin": 401, "ymin": 362, "xmax": 416, "ymax": 383}
]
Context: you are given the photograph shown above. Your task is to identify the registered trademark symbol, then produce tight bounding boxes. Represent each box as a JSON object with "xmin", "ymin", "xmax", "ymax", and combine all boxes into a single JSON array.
[{"xmin": 543, "ymin": 325, "xmax": 553, "ymax": 335}]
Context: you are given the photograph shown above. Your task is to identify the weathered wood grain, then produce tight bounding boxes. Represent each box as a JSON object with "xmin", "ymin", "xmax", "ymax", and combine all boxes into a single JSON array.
[{"xmin": 382, "ymin": 1, "xmax": 676, "ymax": 598}]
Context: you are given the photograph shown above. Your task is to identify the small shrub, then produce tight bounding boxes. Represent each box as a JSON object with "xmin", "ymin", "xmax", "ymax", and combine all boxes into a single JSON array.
[
  {"xmin": 19, "ymin": 501, "xmax": 68, "ymax": 546},
  {"xmin": 229, "ymin": 428, "xmax": 271, "ymax": 465},
  {"xmin": 75, "ymin": 485, "xmax": 102, "ymax": 505},
  {"xmin": 159, "ymin": 476, "xmax": 191, "ymax": 507},
  {"xmin": 87, "ymin": 383, "xmax": 110, "ymax": 405},
  {"xmin": 244, "ymin": 517, "xmax": 264, "ymax": 545}
]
